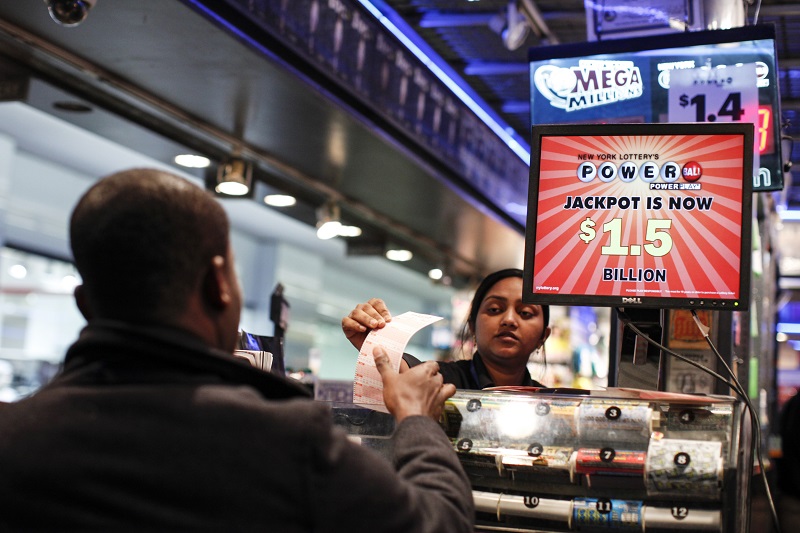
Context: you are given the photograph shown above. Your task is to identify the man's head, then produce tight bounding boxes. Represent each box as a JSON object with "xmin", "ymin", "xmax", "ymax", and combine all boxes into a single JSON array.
[{"xmin": 70, "ymin": 168, "xmax": 242, "ymax": 351}]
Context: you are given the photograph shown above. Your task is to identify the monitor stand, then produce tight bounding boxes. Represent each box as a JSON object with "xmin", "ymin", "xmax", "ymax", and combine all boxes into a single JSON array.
[{"xmin": 609, "ymin": 308, "xmax": 666, "ymax": 391}]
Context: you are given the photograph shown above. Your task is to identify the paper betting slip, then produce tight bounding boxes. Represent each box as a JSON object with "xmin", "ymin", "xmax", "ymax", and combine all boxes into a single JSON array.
[{"xmin": 352, "ymin": 311, "xmax": 443, "ymax": 412}]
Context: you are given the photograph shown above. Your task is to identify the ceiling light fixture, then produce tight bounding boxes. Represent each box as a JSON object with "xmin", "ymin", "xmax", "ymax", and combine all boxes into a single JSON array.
[
  {"xmin": 428, "ymin": 268, "xmax": 444, "ymax": 280},
  {"xmin": 385, "ymin": 248, "xmax": 413, "ymax": 262},
  {"xmin": 61, "ymin": 274, "xmax": 80, "ymax": 290},
  {"xmin": 316, "ymin": 202, "xmax": 343, "ymax": 240},
  {"xmin": 337, "ymin": 225, "xmax": 363, "ymax": 238},
  {"xmin": 316, "ymin": 202, "xmax": 362, "ymax": 239},
  {"xmin": 8, "ymin": 264, "xmax": 27, "ymax": 280},
  {"xmin": 215, "ymin": 159, "xmax": 252, "ymax": 196},
  {"xmin": 174, "ymin": 154, "xmax": 211, "ymax": 168},
  {"xmin": 316, "ymin": 220, "xmax": 342, "ymax": 240},
  {"xmin": 264, "ymin": 194, "xmax": 297, "ymax": 207}
]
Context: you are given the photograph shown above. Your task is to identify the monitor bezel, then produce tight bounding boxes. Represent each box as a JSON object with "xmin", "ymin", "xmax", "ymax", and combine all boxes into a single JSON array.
[{"xmin": 522, "ymin": 122, "xmax": 754, "ymax": 310}]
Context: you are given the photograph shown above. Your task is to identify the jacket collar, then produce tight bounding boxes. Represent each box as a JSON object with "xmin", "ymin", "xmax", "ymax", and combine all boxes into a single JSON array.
[{"xmin": 63, "ymin": 320, "xmax": 311, "ymax": 400}]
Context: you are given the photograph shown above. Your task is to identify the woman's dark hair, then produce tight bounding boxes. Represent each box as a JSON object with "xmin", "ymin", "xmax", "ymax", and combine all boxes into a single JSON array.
[
  {"xmin": 456, "ymin": 268, "xmax": 550, "ymax": 359},
  {"xmin": 467, "ymin": 269, "xmax": 549, "ymax": 330}
]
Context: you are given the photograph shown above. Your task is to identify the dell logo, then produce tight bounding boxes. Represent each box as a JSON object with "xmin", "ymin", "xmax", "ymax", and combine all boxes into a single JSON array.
[{"xmin": 621, "ymin": 297, "xmax": 643, "ymax": 304}]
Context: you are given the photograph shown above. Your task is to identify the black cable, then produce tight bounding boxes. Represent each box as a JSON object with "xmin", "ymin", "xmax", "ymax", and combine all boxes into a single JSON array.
[
  {"xmin": 615, "ymin": 309, "xmax": 734, "ymax": 388},
  {"xmin": 689, "ymin": 310, "xmax": 781, "ymax": 533},
  {"xmin": 614, "ymin": 307, "xmax": 781, "ymax": 533},
  {"xmin": 753, "ymin": 0, "xmax": 763, "ymax": 26},
  {"xmin": 620, "ymin": 320, "xmax": 734, "ymax": 388}
]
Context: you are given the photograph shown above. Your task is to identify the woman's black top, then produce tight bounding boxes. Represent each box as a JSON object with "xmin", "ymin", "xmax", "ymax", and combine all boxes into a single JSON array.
[{"xmin": 402, "ymin": 351, "xmax": 544, "ymax": 390}]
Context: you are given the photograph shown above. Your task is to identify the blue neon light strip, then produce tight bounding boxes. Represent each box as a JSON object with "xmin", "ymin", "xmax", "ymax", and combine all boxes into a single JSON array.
[
  {"xmin": 778, "ymin": 323, "xmax": 800, "ymax": 335},
  {"xmin": 778, "ymin": 209, "xmax": 800, "ymax": 221},
  {"xmin": 357, "ymin": 0, "xmax": 532, "ymax": 165}
]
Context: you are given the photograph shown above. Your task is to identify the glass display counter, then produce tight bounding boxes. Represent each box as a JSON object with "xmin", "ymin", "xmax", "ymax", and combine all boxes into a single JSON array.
[{"xmin": 330, "ymin": 387, "xmax": 751, "ymax": 533}]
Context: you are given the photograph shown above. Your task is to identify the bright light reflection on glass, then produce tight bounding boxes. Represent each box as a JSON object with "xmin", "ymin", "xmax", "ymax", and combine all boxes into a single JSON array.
[{"xmin": 496, "ymin": 402, "xmax": 539, "ymax": 440}]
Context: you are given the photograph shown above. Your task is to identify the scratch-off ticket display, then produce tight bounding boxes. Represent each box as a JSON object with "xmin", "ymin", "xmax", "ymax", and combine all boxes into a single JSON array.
[
  {"xmin": 645, "ymin": 438, "xmax": 724, "ymax": 498},
  {"xmin": 572, "ymin": 498, "xmax": 643, "ymax": 530},
  {"xmin": 573, "ymin": 448, "xmax": 646, "ymax": 477},
  {"xmin": 499, "ymin": 445, "xmax": 575, "ymax": 479},
  {"xmin": 434, "ymin": 389, "xmax": 746, "ymax": 532},
  {"xmin": 577, "ymin": 399, "xmax": 658, "ymax": 445},
  {"xmin": 664, "ymin": 404, "xmax": 734, "ymax": 431},
  {"xmin": 445, "ymin": 393, "xmax": 581, "ymax": 452}
]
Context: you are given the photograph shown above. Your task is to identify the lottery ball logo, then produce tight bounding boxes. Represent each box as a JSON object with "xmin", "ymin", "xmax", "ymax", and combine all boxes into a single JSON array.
[
  {"xmin": 577, "ymin": 160, "xmax": 701, "ymax": 183},
  {"xmin": 682, "ymin": 161, "xmax": 702, "ymax": 182}
]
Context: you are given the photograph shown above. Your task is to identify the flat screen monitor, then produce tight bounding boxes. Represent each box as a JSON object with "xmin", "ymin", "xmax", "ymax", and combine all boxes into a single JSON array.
[
  {"xmin": 523, "ymin": 122, "xmax": 753, "ymax": 310},
  {"xmin": 529, "ymin": 24, "xmax": 782, "ymax": 192}
]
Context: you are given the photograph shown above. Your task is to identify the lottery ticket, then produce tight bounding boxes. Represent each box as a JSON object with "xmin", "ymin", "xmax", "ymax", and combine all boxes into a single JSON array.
[{"xmin": 352, "ymin": 311, "xmax": 442, "ymax": 411}]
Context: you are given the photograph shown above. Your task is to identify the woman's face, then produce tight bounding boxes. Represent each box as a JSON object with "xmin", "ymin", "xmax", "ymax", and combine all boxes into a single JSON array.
[{"xmin": 472, "ymin": 276, "xmax": 550, "ymax": 370}]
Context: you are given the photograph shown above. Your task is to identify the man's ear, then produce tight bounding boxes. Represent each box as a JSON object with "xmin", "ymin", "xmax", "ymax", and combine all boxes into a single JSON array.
[
  {"xmin": 203, "ymin": 255, "xmax": 233, "ymax": 310},
  {"xmin": 74, "ymin": 285, "xmax": 93, "ymax": 321}
]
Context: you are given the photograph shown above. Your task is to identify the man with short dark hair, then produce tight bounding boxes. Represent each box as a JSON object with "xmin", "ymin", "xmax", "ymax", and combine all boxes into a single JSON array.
[{"xmin": 0, "ymin": 168, "xmax": 473, "ymax": 531}]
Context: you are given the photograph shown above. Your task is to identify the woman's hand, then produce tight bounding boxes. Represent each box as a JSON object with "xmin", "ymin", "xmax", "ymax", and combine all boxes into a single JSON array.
[{"xmin": 341, "ymin": 298, "xmax": 393, "ymax": 351}]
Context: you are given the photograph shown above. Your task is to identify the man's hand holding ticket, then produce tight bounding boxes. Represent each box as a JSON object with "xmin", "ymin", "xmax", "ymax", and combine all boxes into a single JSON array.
[{"xmin": 371, "ymin": 346, "xmax": 455, "ymax": 422}]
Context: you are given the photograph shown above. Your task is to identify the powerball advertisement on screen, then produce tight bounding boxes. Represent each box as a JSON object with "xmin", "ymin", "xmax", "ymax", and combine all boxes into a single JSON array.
[{"xmin": 523, "ymin": 123, "xmax": 753, "ymax": 310}]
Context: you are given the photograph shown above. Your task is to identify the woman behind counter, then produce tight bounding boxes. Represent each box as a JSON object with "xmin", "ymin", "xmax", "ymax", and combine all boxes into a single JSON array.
[{"xmin": 342, "ymin": 268, "xmax": 551, "ymax": 389}]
